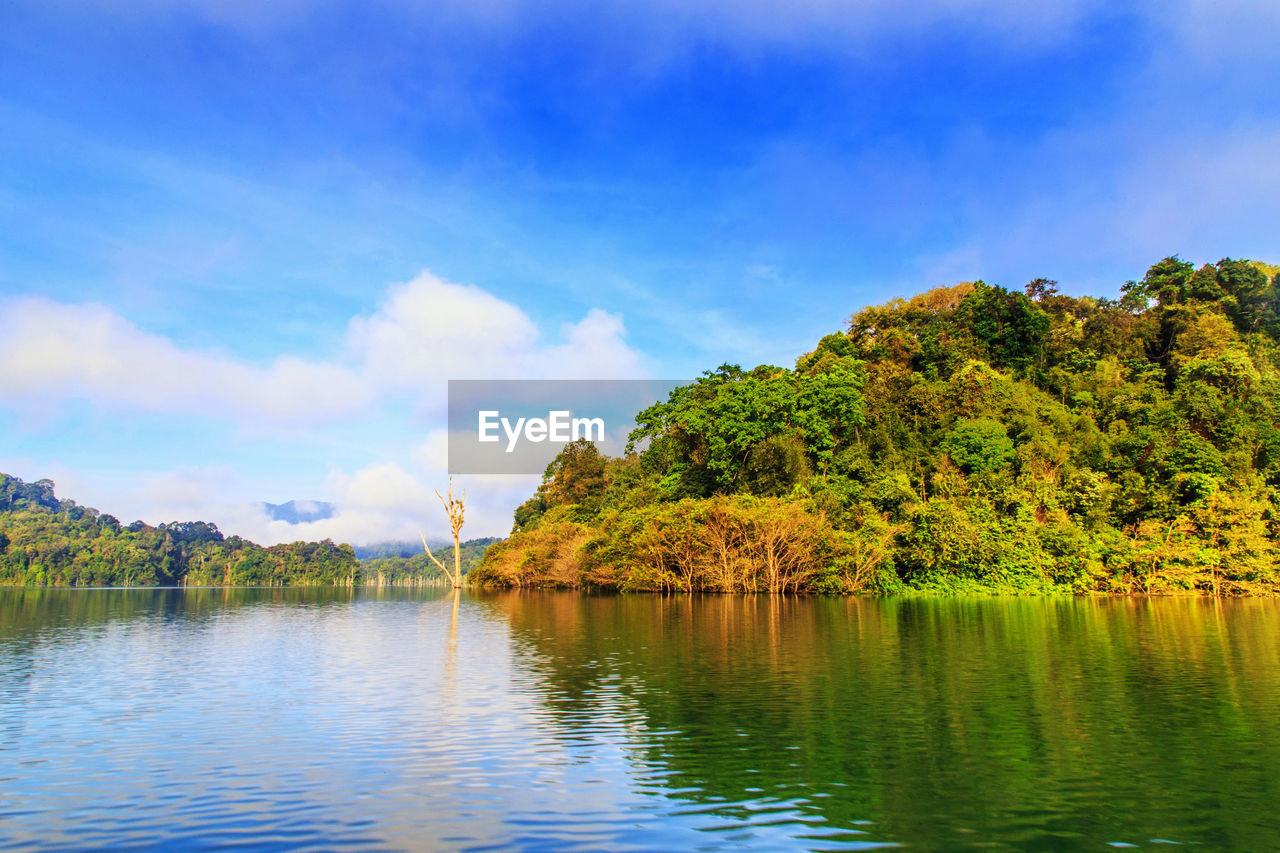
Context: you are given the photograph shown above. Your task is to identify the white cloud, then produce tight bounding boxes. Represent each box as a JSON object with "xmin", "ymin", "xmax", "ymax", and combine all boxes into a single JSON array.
[
  {"xmin": 0, "ymin": 298, "xmax": 370, "ymax": 423},
  {"xmin": 0, "ymin": 270, "xmax": 648, "ymax": 544},
  {"xmin": 57, "ymin": 457, "xmax": 537, "ymax": 545},
  {"xmin": 541, "ymin": 309, "xmax": 649, "ymax": 378},
  {"xmin": 108, "ymin": 465, "xmax": 280, "ymax": 535},
  {"xmin": 290, "ymin": 499, "xmax": 324, "ymax": 515},
  {"xmin": 0, "ymin": 269, "xmax": 648, "ymax": 425},
  {"xmin": 334, "ymin": 462, "xmax": 433, "ymax": 516},
  {"xmin": 348, "ymin": 271, "xmax": 539, "ymax": 388},
  {"xmin": 347, "ymin": 270, "xmax": 647, "ymax": 388},
  {"xmin": 272, "ymin": 463, "xmax": 539, "ymax": 544},
  {"xmin": 251, "ymin": 462, "xmax": 439, "ymax": 545},
  {"xmin": 412, "ymin": 429, "xmax": 451, "ymax": 470},
  {"xmin": 141, "ymin": 465, "xmax": 241, "ymax": 515}
]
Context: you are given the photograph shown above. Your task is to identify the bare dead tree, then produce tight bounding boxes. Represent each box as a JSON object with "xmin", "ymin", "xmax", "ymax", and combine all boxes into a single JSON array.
[{"xmin": 422, "ymin": 477, "xmax": 468, "ymax": 588}]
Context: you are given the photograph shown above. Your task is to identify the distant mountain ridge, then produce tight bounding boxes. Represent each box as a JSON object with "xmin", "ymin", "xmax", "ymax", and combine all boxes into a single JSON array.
[{"xmin": 263, "ymin": 500, "xmax": 334, "ymax": 524}]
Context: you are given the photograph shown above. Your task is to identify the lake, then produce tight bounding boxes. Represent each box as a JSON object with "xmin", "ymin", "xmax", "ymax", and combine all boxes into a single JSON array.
[{"xmin": 1, "ymin": 589, "xmax": 1277, "ymax": 851}]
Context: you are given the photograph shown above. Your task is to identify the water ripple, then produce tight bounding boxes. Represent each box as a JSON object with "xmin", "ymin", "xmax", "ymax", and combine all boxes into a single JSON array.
[{"xmin": 1, "ymin": 589, "xmax": 1278, "ymax": 850}]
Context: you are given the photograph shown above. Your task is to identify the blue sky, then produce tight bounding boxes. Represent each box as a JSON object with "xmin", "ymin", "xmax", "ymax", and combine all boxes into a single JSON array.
[{"xmin": 2, "ymin": 0, "xmax": 1279, "ymax": 542}]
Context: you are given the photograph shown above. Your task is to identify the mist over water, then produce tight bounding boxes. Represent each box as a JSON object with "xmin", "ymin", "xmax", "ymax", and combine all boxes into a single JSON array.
[{"xmin": 1, "ymin": 589, "xmax": 1278, "ymax": 851}]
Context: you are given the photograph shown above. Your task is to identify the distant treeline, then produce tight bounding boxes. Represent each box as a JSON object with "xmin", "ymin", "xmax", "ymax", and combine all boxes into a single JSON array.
[
  {"xmin": 476, "ymin": 257, "xmax": 1280, "ymax": 595},
  {"xmin": 0, "ymin": 474, "xmax": 358, "ymax": 587},
  {"xmin": 354, "ymin": 540, "xmax": 434, "ymax": 560},
  {"xmin": 361, "ymin": 538, "xmax": 501, "ymax": 585}
]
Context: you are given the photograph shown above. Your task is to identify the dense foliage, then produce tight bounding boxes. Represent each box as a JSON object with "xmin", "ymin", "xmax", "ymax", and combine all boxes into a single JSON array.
[
  {"xmin": 476, "ymin": 257, "xmax": 1280, "ymax": 595},
  {"xmin": 0, "ymin": 474, "xmax": 360, "ymax": 586}
]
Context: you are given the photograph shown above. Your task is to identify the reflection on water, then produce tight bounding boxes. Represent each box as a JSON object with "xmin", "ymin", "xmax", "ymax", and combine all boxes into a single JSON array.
[{"xmin": 1, "ymin": 589, "xmax": 1278, "ymax": 850}]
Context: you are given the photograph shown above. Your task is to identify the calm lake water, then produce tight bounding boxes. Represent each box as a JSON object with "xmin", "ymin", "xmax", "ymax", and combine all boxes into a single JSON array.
[{"xmin": 1, "ymin": 589, "xmax": 1278, "ymax": 851}]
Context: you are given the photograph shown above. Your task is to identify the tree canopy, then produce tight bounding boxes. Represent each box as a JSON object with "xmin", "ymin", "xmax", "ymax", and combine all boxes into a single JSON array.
[
  {"xmin": 0, "ymin": 473, "xmax": 359, "ymax": 587},
  {"xmin": 476, "ymin": 256, "xmax": 1280, "ymax": 595}
]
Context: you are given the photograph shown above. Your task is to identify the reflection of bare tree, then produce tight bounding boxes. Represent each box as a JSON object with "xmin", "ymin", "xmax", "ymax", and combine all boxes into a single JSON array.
[
  {"xmin": 424, "ymin": 587, "xmax": 463, "ymax": 706},
  {"xmin": 446, "ymin": 586, "xmax": 460, "ymax": 669}
]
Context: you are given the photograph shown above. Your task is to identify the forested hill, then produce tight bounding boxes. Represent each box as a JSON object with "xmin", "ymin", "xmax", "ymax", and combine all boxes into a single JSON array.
[
  {"xmin": 476, "ymin": 257, "xmax": 1280, "ymax": 595},
  {"xmin": 0, "ymin": 474, "xmax": 360, "ymax": 586}
]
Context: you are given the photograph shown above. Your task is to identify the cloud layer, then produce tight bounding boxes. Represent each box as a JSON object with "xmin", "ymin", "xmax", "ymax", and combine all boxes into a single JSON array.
[
  {"xmin": 0, "ymin": 270, "xmax": 648, "ymax": 543},
  {"xmin": 349, "ymin": 271, "xmax": 646, "ymax": 388},
  {"xmin": 0, "ymin": 269, "xmax": 647, "ymax": 422},
  {"xmin": 0, "ymin": 298, "xmax": 369, "ymax": 422}
]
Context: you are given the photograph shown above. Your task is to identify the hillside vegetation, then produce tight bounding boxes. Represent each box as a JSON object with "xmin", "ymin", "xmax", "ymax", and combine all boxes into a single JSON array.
[
  {"xmin": 0, "ymin": 473, "xmax": 499, "ymax": 587},
  {"xmin": 0, "ymin": 474, "xmax": 359, "ymax": 586},
  {"xmin": 361, "ymin": 538, "xmax": 500, "ymax": 584},
  {"xmin": 475, "ymin": 257, "xmax": 1280, "ymax": 595}
]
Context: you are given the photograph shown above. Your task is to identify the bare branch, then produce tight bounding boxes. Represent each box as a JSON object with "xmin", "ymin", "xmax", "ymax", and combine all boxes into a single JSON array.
[
  {"xmin": 428, "ymin": 476, "xmax": 468, "ymax": 587},
  {"xmin": 421, "ymin": 532, "xmax": 450, "ymax": 575}
]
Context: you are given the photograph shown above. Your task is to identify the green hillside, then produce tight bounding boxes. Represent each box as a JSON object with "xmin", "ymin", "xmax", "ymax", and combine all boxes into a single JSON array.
[
  {"xmin": 0, "ymin": 474, "xmax": 359, "ymax": 587},
  {"xmin": 476, "ymin": 256, "xmax": 1280, "ymax": 595}
]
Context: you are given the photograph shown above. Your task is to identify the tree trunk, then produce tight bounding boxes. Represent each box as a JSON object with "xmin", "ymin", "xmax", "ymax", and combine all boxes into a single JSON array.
[
  {"xmin": 424, "ymin": 477, "xmax": 468, "ymax": 588},
  {"xmin": 452, "ymin": 528, "xmax": 462, "ymax": 589}
]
